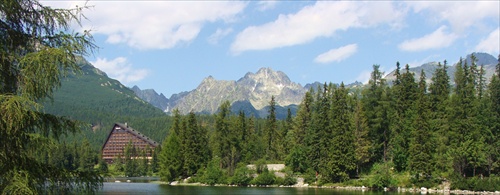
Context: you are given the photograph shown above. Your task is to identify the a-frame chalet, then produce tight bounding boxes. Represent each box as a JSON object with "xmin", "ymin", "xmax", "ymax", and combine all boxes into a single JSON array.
[{"xmin": 101, "ymin": 123, "xmax": 159, "ymax": 163}]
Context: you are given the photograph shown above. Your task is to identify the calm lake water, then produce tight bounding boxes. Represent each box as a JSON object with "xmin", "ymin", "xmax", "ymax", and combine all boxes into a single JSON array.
[{"xmin": 98, "ymin": 180, "xmax": 414, "ymax": 195}]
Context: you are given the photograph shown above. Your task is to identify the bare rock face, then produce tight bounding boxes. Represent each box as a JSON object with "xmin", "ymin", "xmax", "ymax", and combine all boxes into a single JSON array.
[{"xmin": 172, "ymin": 68, "xmax": 306, "ymax": 115}]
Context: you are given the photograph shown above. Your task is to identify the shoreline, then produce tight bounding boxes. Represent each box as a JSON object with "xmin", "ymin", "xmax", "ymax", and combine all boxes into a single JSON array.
[{"xmin": 142, "ymin": 181, "xmax": 500, "ymax": 194}]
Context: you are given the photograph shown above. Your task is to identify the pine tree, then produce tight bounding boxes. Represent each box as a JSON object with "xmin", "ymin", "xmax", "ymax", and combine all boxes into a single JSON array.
[
  {"xmin": 159, "ymin": 110, "xmax": 183, "ymax": 181},
  {"xmin": 429, "ymin": 61, "xmax": 451, "ymax": 175},
  {"xmin": 362, "ymin": 65, "xmax": 391, "ymax": 162},
  {"xmin": 391, "ymin": 64, "xmax": 418, "ymax": 172},
  {"xmin": 353, "ymin": 97, "xmax": 371, "ymax": 176},
  {"xmin": 314, "ymin": 84, "xmax": 332, "ymax": 176},
  {"xmin": 325, "ymin": 83, "xmax": 356, "ymax": 182},
  {"xmin": 215, "ymin": 101, "xmax": 232, "ymax": 169},
  {"xmin": 183, "ymin": 112, "xmax": 208, "ymax": 176},
  {"xmin": 408, "ymin": 70, "xmax": 434, "ymax": 181},
  {"xmin": 265, "ymin": 96, "xmax": 279, "ymax": 161},
  {"xmin": 0, "ymin": 0, "xmax": 101, "ymax": 193},
  {"xmin": 485, "ymin": 55, "xmax": 500, "ymax": 175}
]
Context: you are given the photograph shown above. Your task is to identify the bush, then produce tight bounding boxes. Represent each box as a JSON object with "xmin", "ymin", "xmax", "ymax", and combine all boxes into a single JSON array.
[
  {"xmin": 255, "ymin": 159, "xmax": 267, "ymax": 174},
  {"xmin": 252, "ymin": 167, "xmax": 276, "ymax": 186},
  {"xmin": 367, "ymin": 162, "xmax": 396, "ymax": 189},
  {"xmin": 303, "ymin": 168, "xmax": 317, "ymax": 184},
  {"xmin": 201, "ymin": 156, "xmax": 226, "ymax": 185},
  {"xmin": 230, "ymin": 166, "xmax": 252, "ymax": 186},
  {"xmin": 281, "ymin": 173, "xmax": 297, "ymax": 186},
  {"xmin": 451, "ymin": 176, "xmax": 500, "ymax": 191}
]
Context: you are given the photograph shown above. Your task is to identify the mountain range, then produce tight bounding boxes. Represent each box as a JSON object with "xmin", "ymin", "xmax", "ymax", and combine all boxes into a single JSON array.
[{"xmin": 133, "ymin": 52, "xmax": 498, "ymax": 117}]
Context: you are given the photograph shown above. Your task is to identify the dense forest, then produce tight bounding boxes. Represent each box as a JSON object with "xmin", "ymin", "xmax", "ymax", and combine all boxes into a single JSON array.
[{"xmin": 154, "ymin": 54, "xmax": 500, "ymax": 190}]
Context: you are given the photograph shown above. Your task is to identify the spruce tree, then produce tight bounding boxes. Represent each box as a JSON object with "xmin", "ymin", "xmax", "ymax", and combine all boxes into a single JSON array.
[
  {"xmin": 362, "ymin": 65, "xmax": 391, "ymax": 162},
  {"xmin": 265, "ymin": 96, "xmax": 279, "ymax": 161},
  {"xmin": 326, "ymin": 83, "xmax": 356, "ymax": 182},
  {"xmin": 0, "ymin": 0, "xmax": 101, "ymax": 193},
  {"xmin": 353, "ymin": 97, "xmax": 371, "ymax": 176},
  {"xmin": 159, "ymin": 110, "xmax": 183, "ymax": 181},
  {"xmin": 408, "ymin": 70, "xmax": 434, "ymax": 182},
  {"xmin": 215, "ymin": 101, "xmax": 232, "ymax": 169},
  {"xmin": 429, "ymin": 61, "xmax": 451, "ymax": 175}
]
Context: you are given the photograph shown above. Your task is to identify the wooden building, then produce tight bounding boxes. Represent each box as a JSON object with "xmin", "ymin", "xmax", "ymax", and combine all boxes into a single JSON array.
[{"xmin": 101, "ymin": 123, "xmax": 159, "ymax": 163}]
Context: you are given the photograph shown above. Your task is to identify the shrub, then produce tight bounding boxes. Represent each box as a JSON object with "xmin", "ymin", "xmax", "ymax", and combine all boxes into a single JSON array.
[
  {"xmin": 230, "ymin": 166, "xmax": 252, "ymax": 186},
  {"xmin": 281, "ymin": 173, "xmax": 297, "ymax": 186},
  {"xmin": 201, "ymin": 156, "xmax": 225, "ymax": 185},
  {"xmin": 255, "ymin": 159, "xmax": 267, "ymax": 174},
  {"xmin": 252, "ymin": 167, "xmax": 276, "ymax": 186},
  {"xmin": 303, "ymin": 168, "xmax": 317, "ymax": 184},
  {"xmin": 367, "ymin": 162, "xmax": 395, "ymax": 189}
]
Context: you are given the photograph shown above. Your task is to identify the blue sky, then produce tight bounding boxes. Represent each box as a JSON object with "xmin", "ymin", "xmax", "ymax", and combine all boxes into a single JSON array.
[{"xmin": 43, "ymin": 1, "xmax": 499, "ymax": 97}]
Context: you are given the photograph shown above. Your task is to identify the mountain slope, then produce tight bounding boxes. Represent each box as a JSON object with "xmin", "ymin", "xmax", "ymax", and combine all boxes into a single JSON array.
[
  {"xmin": 42, "ymin": 58, "xmax": 170, "ymax": 149},
  {"xmin": 131, "ymin": 85, "xmax": 169, "ymax": 111},
  {"xmin": 384, "ymin": 52, "xmax": 497, "ymax": 84},
  {"xmin": 171, "ymin": 67, "xmax": 307, "ymax": 116}
]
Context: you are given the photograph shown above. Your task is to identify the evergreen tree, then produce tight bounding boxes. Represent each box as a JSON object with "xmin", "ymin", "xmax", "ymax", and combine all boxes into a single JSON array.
[
  {"xmin": 215, "ymin": 101, "xmax": 232, "ymax": 169},
  {"xmin": 0, "ymin": 0, "xmax": 101, "ymax": 193},
  {"xmin": 408, "ymin": 70, "xmax": 434, "ymax": 181},
  {"xmin": 353, "ymin": 97, "xmax": 371, "ymax": 176},
  {"xmin": 314, "ymin": 84, "xmax": 332, "ymax": 176},
  {"xmin": 325, "ymin": 83, "xmax": 356, "ymax": 182},
  {"xmin": 265, "ymin": 96, "xmax": 279, "ymax": 161},
  {"xmin": 183, "ymin": 112, "xmax": 209, "ymax": 176},
  {"xmin": 485, "ymin": 56, "xmax": 500, "ymax": 175},
  {"xmin": 159, "ymin": 127, "xmax": 182, "ymax": 181},
  {"xmin": 79, "ymin": 139, "xmax": 95, "ymax": 171},
  {"xmin": 362, "ymin": 65, "xmax": 391, "ymax": 162},
  {"xmin": 429, "ymin": 61, "xmax": 451, "ymax": 175},
  {"xmin": 391, "ymin": 64, "xmax": 418, "ymax": 172}
]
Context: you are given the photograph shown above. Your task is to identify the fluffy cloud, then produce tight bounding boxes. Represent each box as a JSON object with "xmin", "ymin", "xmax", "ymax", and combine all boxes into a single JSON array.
[
  {"xmin": 231, "ymin": 1, "xmax": 404, "ymax": 54},
  {"xmin": 398, "ymin": 26, "xmax": 458, "ymax": 52},
  {"xmin": 314, "ymin": 44, "xmax": 358, "ymax": 64},
  {"xmin": 208, "ymin": 28, "xmax": 233, "ymax": 45},
  {"xmin": 475, "ymin": 28, "xmax": 500, "ymax": 55},
  {"xmin": 256, "ymin": 1, "xmax": 278, "ymax": 11},
  {"xmin": 91, "ymin": 57, "xmax": 149, "ymax": 83},
  {"xmin": 407, "ymin": 1, "xmax": 499, "ymax": 32},
  {"xmin": 42, "ymin": 1, "xmax": 246, "ymax": 50}
]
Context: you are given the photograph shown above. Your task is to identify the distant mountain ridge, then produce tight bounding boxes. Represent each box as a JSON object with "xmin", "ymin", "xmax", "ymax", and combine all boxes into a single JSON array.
[
  {"xmin": 384, "ymin": 52, "xmax": 498, "ymax": 84},
  {"xmin": 132, "ymin": 52, "xmax": 498, "ymax": 118},
  {"xmin": 172, "ymin": 67, "xmax": 307, "ymax": 117}
]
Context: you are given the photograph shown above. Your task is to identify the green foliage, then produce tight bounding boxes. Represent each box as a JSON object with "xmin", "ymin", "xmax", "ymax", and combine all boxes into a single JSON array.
[
  {"xmin": 251, "ymin": 167, "xmax": 276, "ymax": 186},
  {"xmin": 367, "ymin": 162, "xmax": 395, "ymax": 189},
  {"xmin": 285, "ymin": 145, "xmax": 308, "ymax": 173},
  {"xmin": 159, "ymin": 111, "xmax": 183, "ymax": 182},
  {"xmin": 202, "ymin": 156, "xmax": 225, "ymax": 185},
  {"xmin": 0, "ymin": 0, "xmax": 102, "ymax": 193},
  {"xmin": 230, "ymin": 165, "xmax": 253, "ymax": 186},
  {"xmin": 451, "ymin": 176, "xmax": 500, "ymax": 191},
  {"xmin": 255, "ymin": 159, "xmax": 267, "ymax": 174},
  {"xmin": 280, "ymin": 172, "xmax": 297, "ymax": 186}
]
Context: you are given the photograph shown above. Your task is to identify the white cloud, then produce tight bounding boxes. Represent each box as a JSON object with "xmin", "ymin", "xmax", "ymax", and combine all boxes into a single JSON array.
[
  {"xmin": 91, "ymin": 57, "xmax": 149, "ymax": 83},
  {"xmin": 407, "ymin": 1, "xmax": 499, "ymax": 33},
  {"xmin": 207, "ymin": 28, "xmax": 233, "ymax": 45},
  {"xmin": 475, "ymin": 28, "xmax": 500, "ymax": 55},
  {"xmin": 314, "ymin": 44, "xmax": 358, "ymax": 64},
  {"xmin": 231, "ymin": 1, "xmax": 404, "ymax": 54},
  {"xmin": 257, "ymin": 1, "xmax": 278, "ymax": 11},
  {"xmin": 355, "ymin": 70, "xmax": 372, "ymax": 84},
  {"xmin": 398, "ymin": 26, "xmax": 458, "ymax": 52},
  {"xmin": 42, "ymin": 1, "xmax": 246, "ymax": 50}
]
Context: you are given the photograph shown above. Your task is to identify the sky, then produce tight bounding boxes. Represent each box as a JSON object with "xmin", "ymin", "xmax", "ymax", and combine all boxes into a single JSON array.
[{"xmin": 42, "ymin": 1, "xmax": 500, "ymax": 97}]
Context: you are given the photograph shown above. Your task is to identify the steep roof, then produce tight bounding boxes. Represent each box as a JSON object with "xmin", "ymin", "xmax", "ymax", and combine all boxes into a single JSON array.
[{"xmin": 102, "ymin": 123, "xmax": 159, "ymax": 150}]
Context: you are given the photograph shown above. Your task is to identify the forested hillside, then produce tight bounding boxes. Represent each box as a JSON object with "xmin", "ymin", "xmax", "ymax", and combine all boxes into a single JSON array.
[
  {"xmin": 158, "ymin": 54, "xmax": 500, "ymax": 190},
  {"xmin": 42, "ymin": 58, "xmax": 172, "ymax": 150}
]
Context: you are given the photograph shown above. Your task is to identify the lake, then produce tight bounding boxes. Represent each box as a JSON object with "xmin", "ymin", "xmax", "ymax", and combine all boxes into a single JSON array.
[{"xmin": 98, "ymin": 180, "xmax": 415, "ymax": 195}]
